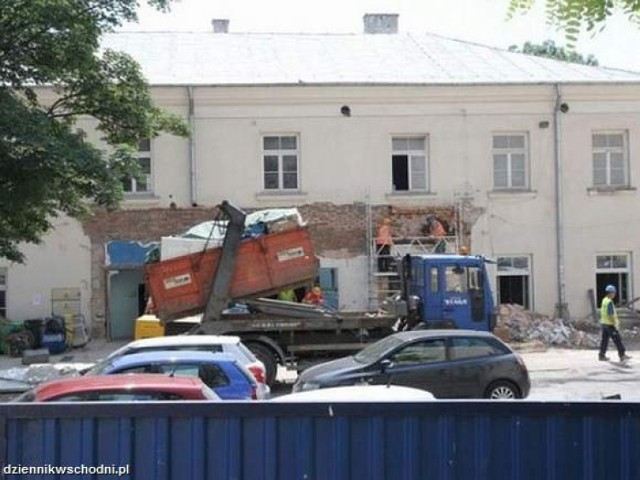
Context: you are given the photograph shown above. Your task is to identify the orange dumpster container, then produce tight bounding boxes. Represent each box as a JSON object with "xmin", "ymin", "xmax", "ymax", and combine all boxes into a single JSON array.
[{"xmin": 145, "ymin": 227, "xmax": 319, "ymax": 321}]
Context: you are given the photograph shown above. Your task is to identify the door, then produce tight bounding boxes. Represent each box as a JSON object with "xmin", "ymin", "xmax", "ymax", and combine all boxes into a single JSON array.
[
  {"xmin": 109, "ymin": 269, "xmax": 145, "ymax": 340},
  {"xmin": 448, "ymin": 336, "xmax": 504, "ymax": 398},
  {"xmin": 438, "ymin": 264, "xmax": 488, "ymax": 330},
  {"xmin": 421, "ymin": 265, "xmax": 440, "ymax": 324},
  {"xmin": 370, "ymin": 339, "xmax": 451, "ymax": 398},
  {"xmin": 442, "ymin": 264, "xmax": 473, "ymax": 329},
  {"xmin": 318, "ymin": 267, "xmax": 339, "ymax": 310}
]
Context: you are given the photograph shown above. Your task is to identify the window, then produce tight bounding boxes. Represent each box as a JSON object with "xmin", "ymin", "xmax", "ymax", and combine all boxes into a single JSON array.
[
  {"xmin": 493, "ymin": 133, "xmax": 528, "ymax": 189},
  {"xmin": 595, "ymin": 253, "xmax": 630, "ymax": 306},
  {"xmin": 52, "ymin": 391, "xmax": 183, "ymax": 402},
  {"xmin": 429, "ymin": 267, "xmax": 438, "ymax": 293},
  {"xmin": 262, "ymin": 135, "xmax": 299, "ymax": 190},
  {"xmin": 0, "ymin": 268, "xmax": 5, "ymax": 318},
  {"xmin": 198, "ymin": 364, "xmax": 229, "ymax": 388},
  {"xmin": 158, "ymin": 363, "xmax": 200, "ymax": 377},
  {"xmin": 390, "ymin": 339, "xmax": 446, "ymax": 364},
  {"xmin": 497, "ymin": 256, "xmax": 532, "ymax": 309},
  {"xmin": 592, "ymin": 132, "xmax": 628, "ymax": 187},
  {"xmin": 118, "ymin": 365, "xmax": 158, "ymax": 374},
  {"xmin": 450, "ymin": 337, "xmax": 504, "ymax": 360},
  {"xmin": 412, "ymin": 262, "xmax": 425, "ymax": 289},
  {"xmin": 133, "ymin": 345, "xmax": 223, "ymax": 355},
  {"xmin": 445, "ymin": 266, "xmax": 468, "ymax": 293},
  {"xmin": 392, "ymin": 136, "xmax": 428, "ymax": 192},
  {"xmin": 123, "ymin": 139, "xmax": 152, "ymax": 194}
]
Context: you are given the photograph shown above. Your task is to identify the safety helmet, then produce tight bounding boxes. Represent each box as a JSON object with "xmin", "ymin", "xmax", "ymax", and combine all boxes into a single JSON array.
[{"xmin": 605, "ymin": 284, "xmax": 617, "ymax": 294}]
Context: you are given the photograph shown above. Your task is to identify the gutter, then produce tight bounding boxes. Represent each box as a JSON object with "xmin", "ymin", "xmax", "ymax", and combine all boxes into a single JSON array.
[
  {"xmin": 187, "ymin": 86, "xmax": 197, "ymax": 206},
  {"xmin": 553, "ymin": 84, "xmax": 568, "ymax": 319}
]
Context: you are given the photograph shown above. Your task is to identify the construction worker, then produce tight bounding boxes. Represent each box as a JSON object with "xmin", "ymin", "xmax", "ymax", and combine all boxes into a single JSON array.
[
  {"xmin": 277, "ymin": 288, "xmax": 297, "ymax": 302},
  {"xmin": 599, "ymin": 284, "xmax": 631, "ymax": 362},
  {"xmin": 303, "ymin": 285, "xmax": 324, "ymax": 305},
  {"xmin": 426, "ymin": 215, "xmax": 447, "ymax": 253},
  {"xmin": 375, "ymin": 218, "xmax": 394, "ymax": 272}
]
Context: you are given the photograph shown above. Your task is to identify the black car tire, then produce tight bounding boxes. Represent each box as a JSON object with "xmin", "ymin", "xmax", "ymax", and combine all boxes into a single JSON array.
[
  {"xmin": 246, "ymin": 343, "xmax": 278, "ymax": 387},
  {"xmin": 484, "ymin": 380, "xmax": 520, "ymax": 399}
]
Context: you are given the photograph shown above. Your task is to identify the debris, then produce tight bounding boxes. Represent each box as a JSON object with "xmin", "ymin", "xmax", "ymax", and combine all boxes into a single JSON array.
[{"xmin": 496, "ymin": 304, "xmax": 601, "ymax": 349}]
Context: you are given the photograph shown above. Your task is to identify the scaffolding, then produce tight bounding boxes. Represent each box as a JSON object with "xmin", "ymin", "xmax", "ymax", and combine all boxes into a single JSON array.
[{"xmin": 366, "ymin": 202, "xmax": 460, "ymax": 310}]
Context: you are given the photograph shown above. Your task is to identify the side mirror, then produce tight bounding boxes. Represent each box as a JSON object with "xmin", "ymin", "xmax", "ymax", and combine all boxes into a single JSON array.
[{"xmin": 380, "ymin": 359, "xmax": 393, "ymax": 373}]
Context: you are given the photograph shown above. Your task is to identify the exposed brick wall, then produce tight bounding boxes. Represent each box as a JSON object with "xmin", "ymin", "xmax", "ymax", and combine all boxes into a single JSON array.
[
  {"xmin": 82, "ymin": 207, "xmax": 220, "ymax": 244},
  {"xmin": 81, "ymin": 202, "xmax": 458, "ymax": 338}
]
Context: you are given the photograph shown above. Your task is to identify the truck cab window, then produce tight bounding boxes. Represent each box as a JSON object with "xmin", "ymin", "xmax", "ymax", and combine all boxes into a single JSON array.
[
  {"xmin": 429, "ymin": 267, "xmax": 438, "ymax": 293},
  {"xmin": 445, "ymin": 266, "xmax": 468, "ymax": 293}
]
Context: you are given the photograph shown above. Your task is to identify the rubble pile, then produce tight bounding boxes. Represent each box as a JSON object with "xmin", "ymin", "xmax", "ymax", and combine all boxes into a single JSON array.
[{"xmin": 495, "ymin": 304, "xmax": 601, "ymax": 349}]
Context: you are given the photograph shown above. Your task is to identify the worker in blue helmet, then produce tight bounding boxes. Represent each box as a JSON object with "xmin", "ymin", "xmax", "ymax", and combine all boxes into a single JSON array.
[{"xmin": 599, "ymin": 285, "xmax": 632, "ymax": 362}]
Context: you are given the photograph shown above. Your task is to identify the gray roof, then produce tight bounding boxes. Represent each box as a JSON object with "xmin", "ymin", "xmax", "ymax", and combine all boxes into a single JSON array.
[{"xmin": 102, "ymin": 32, "xmax": 640, "ymax": 86}]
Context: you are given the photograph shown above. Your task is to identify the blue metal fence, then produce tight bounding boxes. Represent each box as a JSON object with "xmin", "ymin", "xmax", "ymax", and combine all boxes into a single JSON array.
[{"xmin": 1, "ymin": 401, "xmax": 639, "ymax": 479}]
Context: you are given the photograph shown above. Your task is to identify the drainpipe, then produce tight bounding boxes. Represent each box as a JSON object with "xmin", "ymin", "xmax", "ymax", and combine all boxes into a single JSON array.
[
  {"xmin": 553, "ymin": 84, "xmax": 568, "ymax": 319},
  {"xmin": 187, "ymin": 86, "xmax": 197, "ymax": 206}
]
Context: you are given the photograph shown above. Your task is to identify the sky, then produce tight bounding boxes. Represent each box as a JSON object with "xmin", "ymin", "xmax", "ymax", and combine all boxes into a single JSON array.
[{"xmin": 122, "ymin": 0, "xmax": 640, "ymax": 72}]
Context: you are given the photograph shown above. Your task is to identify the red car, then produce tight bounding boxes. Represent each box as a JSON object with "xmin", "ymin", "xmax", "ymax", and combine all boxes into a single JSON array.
[{"xmin": 14, "ymin": 374, "xmax": 220, "ymax": 402}]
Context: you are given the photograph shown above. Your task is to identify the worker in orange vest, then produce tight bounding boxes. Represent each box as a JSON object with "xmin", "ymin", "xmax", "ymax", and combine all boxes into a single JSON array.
[
  {"xmin": 426, "ymin": 215, "xmax": 447, "ymax": 253},
  {"xmin": 303, "ymin": 285, "xmax": 324, "ymax": 305},
  {"xmin": 375, "ymin": 218, "xmax": 394, "ymax": 272}
]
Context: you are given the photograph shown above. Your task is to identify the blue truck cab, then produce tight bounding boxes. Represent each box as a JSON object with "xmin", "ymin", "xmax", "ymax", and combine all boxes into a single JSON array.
[{"xmin": 403, "ymin": 254, "xmax": 496, "ymax": 331}]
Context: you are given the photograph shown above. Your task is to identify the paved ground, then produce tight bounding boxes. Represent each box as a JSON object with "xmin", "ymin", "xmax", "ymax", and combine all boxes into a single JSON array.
[
  {"xmin": 1, "ymin": 340, "xmax": 639, "ymax": 401},
  {"xmin": 523, "ymin": 348, "xmax": 640, "ymax": 401}
]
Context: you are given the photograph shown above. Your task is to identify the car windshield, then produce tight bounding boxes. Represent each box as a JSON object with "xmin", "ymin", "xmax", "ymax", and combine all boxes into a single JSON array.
[
  {"xmin": 354, "ymin": 335, "xmax": 405, "ymax": 364},
  {"xmin": 85, "ymin": 359, "xmax": 113, "ymax": 376}
]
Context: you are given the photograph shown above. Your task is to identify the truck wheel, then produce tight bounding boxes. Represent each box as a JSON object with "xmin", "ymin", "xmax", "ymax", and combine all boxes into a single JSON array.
[
  {"xmin": 484, "ymin": 380, "xmax": 520, "ymax": 399},
  {"xmin": 247, "ymin": 343, "xmax": 278, "ymax": 386}
]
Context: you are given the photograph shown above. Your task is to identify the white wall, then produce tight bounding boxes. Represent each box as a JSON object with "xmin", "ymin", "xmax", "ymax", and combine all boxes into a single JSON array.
[
  {"xmin": 0, "ymin": 216, "xmax": 91, "ymax": 321},
  {"xmin": 318, "ymin": 256, "xmax": 369, "ymax": 311}
]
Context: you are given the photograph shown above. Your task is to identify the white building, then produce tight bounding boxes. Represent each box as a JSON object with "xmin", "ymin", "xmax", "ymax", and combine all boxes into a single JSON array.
[{"xmin": 2, "ymin": 15, "xmax": 640, "ymax": 339}]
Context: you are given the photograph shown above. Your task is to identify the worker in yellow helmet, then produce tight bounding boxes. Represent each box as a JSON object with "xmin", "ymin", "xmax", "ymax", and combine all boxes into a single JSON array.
[{"xmin": 599, "ymin": 285, "xmax": 631, "ymax": 362}]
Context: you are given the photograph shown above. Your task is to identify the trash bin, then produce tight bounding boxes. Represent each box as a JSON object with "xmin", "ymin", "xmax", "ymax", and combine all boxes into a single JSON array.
[
  {"xmin": 0, "ymin": 317, "xmax": 24, "ymax": 354},
  {"xmin": 23, "ymin": 319, "xmax": 44, "ymax": 349},
  {"xmin": 40, "ymin": 317, "xmax": 66, "ymax": 354}
]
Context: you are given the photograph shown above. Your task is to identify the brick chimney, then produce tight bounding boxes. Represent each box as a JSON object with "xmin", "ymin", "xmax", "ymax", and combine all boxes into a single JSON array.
[
  {"xmin": 212, "ymin": 19, "xmax": 229, "ymax": 33},
  {"xmin": 363, "ymin": 14, "xmax": 398, "ymax": 34}
]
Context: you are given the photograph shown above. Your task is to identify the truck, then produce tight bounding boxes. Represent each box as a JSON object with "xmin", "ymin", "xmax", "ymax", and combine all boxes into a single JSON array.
[{"xmin": 145, "ymin": 201, "xmax": 496, "ymax": 385}]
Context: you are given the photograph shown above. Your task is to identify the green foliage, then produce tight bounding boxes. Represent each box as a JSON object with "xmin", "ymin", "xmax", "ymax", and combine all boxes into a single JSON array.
[
  {"xmin": 0, "ymin": 0, "xmax": 188, "ymax": 263},
  {"xmin": 508, "ymin": 0, "xmax": 640, "ymax": 45},
  {"xmin": 508, "ymin": 40, "xmax": 599, "ymax": 65}
]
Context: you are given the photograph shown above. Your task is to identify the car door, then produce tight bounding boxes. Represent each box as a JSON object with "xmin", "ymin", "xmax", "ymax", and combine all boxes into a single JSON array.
[
  {"xmin": 447, "ymin": 336, "xmax": 506, "ymax": 398},
  {"xmin": 369, "ymin": 339, "xmax": 450, "ymax": 398}
]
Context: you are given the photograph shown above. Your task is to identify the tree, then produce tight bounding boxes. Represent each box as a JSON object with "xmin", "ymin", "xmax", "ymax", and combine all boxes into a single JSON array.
[
  {"xmin": 0, "ymin": 1, "xmax": 189, "ymax": 263},
  {"xmin": 508, "ymin": 1, "xmax": 640, "ymax": 44},
  {"xmin": 508, "ymin": 40, "xmax": 599, "ymax": 65}
]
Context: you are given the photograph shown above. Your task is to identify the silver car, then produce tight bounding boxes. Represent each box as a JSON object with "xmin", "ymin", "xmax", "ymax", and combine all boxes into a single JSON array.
[{"xmin": 86, "ymin": 335, "xmax": 270, "ymax": 398}]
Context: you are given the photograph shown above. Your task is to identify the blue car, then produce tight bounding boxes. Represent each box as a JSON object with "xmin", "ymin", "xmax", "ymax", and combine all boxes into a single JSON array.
[{"xmin": 86, "ymin": 350, "xmax": 259, "ymax": 400}]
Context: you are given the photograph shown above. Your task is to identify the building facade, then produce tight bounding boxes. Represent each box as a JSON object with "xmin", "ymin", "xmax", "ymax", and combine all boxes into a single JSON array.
[{"xmin": 2, "ymin": 21, "xmax": 640, "ymax": 339}]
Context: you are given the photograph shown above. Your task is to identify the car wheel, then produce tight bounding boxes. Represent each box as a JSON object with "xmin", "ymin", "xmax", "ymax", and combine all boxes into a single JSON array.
[
  {"xmin": 247, "ymin": 343, "xmax": 278, "ymax": 387},
  {"xmin": 484, "ymin": 380, "xmax": 520, "ymax": 399}
]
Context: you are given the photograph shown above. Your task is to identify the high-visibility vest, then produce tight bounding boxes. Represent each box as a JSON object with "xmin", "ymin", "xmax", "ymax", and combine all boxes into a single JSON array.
[
  {"xmin": 601, "ymin": 296, "xmax": 618, "ymax": 327},
  {"xmin": 375, "ymin": 225, "xmax": 393, "ymax": 246}
]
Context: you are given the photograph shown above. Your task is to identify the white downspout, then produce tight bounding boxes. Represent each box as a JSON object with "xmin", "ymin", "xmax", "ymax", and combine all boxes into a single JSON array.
[
  {"xmin": 553, "ymin": 84, "xmax": 568, "ymax": 319},
  {"xmin": 187, "ymin": 86, "xmax": 197, "ymax": 206}
]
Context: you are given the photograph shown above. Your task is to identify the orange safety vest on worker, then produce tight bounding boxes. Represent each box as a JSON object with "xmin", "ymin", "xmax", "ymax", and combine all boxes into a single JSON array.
[
  {"xmin": 376, "ymin": 221, "xmax": 393, "ymax": 246},
  {"xmin": 303, "ymin": 287, "xmax": 324, "ymax": 305}
]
